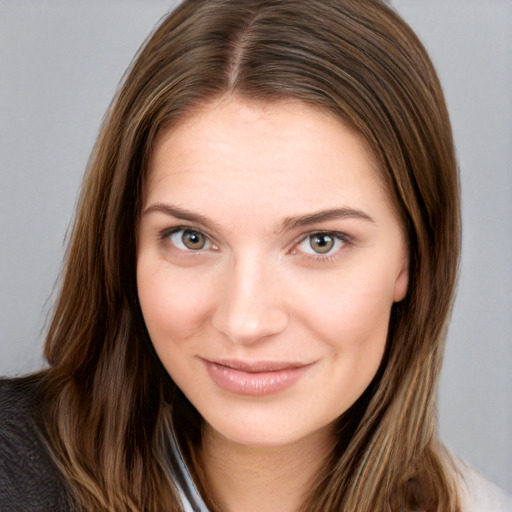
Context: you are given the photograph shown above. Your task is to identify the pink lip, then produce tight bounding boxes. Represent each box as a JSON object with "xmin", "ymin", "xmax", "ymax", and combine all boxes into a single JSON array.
[{"xmin": 202, "ymin": 359, "xmax": 313, "ymax": 396}]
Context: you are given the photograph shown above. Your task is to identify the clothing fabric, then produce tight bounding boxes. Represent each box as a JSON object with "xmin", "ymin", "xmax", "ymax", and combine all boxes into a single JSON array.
[
  {"xmin": 1, "ymin": 375, "xmax": 511, "ymax": 512},
  {"xmin": 0, "ymin": 376, "xmax": 73, "ymax": 511},
  {"xmin": 167, "ymin": 421, "xmax": 209, "ymax": 512},
  {"xmin": 0, "ymin": 375, "xmax": 205, "ymax": 512},
  {"xmin": 456, "ymin": 459, "xmax": 512, "ymax": 512}
]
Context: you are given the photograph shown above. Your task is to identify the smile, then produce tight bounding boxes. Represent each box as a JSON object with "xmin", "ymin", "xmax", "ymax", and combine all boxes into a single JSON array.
[{"xmin": 201, "ymin": 359, "xmax": 314, "ymax": 396}]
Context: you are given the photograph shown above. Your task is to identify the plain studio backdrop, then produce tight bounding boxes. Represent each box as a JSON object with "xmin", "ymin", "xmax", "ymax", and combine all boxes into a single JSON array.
[{"xmin": 1, "ymin": 0, "xmax": 511, "ymax": 493}]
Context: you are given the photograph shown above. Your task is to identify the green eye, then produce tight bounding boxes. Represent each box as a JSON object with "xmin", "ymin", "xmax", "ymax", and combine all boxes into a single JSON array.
[
  {"xmin": 181, "ymin": 229, "xmax": 206, "ymax": 250},
  {"xmin": 309, "ymin": 233, "xmax": 335, "ymax": 254}
]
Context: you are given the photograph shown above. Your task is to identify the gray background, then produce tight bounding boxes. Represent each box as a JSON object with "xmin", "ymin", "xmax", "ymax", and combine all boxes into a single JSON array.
[{"xmin": 1, "ymin": 0, "xmax": 511, "ymax": 492}]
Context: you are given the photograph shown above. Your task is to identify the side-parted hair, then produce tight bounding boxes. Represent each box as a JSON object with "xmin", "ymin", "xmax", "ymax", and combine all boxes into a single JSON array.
[{"xmin": 42, "ymin": 0, "xmax": 461, "ymax": 510}]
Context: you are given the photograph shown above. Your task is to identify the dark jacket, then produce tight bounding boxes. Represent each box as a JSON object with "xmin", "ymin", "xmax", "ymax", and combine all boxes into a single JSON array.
[{"xmin": 0, "ymin": 375, "xmax": 74, "ymax": 511}]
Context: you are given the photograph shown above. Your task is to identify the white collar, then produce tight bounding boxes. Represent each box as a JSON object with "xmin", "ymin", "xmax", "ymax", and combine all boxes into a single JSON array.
[{"xmin": 167, "ymin": 421, "xmax": 210, "ymax": 512}]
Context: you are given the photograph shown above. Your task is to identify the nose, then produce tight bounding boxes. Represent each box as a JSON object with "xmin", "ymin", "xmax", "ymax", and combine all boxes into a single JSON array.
[{"xmin": 211, "ymin": 255, "xmax": 289, "ymax": 345}]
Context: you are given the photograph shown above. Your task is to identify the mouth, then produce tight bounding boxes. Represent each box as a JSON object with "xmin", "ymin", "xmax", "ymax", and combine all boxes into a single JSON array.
[{"xmin": 200, "ymin": 358, "xmax": 314, "ymax": 396}]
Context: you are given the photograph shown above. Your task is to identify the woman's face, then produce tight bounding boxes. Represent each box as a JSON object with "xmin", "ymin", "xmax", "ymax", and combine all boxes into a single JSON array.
[{"xmin": 137, "ymin": 97, "xmax": 408, "ymax": 447}]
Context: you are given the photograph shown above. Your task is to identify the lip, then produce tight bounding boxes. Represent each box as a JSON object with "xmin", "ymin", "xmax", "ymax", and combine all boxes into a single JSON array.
[{"xmin": 201, "ymin": 358, "xmax": 313, "ymax": 396}]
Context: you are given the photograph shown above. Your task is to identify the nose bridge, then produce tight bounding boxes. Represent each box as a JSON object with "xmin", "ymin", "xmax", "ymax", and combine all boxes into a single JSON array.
[{"xmin": 212, "ymin": 250, "xmax": 289, "ymax": 344}]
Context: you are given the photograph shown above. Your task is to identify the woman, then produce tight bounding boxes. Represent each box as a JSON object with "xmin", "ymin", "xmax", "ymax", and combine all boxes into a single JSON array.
[{"xmin": 1, "ymin": 0, "xmax": 510, "ymax": 511}]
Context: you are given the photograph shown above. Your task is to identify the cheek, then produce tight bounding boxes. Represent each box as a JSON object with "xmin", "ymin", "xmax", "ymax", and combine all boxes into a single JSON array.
[
  {"xmin": 292, "ymin": 260, "xmax": 397, "ymax": 349},
  {"xmin": 136, "ymin": 260, "xmax": 214, "ymax": 350},
  {"xmin": 298, "ymin": 269, "xmax": 394, "ymax": 411}
]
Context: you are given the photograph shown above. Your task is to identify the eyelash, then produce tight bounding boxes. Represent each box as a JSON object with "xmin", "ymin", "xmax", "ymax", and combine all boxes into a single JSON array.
[{"xmin": 159, "ymin": 226, "xmax": 350, "ymax": 261}]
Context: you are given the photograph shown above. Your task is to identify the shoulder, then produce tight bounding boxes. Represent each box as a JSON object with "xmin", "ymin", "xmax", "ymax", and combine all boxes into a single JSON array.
[
  {"xmin": 454, "ymin": 457, "xmax": 512, "ymax": 512},
  {"xmin": 0, "ymin": 374, "xmax": 73, "ymax": 511}
]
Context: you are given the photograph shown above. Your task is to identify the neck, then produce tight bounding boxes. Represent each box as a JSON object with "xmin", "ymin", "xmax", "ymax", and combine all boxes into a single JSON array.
[{"xmin": 196, "ymin": 426, "xmax": 334, "ymax": 512}]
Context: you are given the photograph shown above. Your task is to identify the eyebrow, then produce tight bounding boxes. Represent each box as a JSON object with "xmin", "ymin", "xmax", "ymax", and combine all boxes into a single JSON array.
[
  {"xmin": 279, "ymin": 207, "xmax": 375, "ymax": 232},
  {"xmin": 143, "ymin": 203, "xmax": 375, "ymax": 232},
  {"xmin": 143, "ymin": 203, "xmax": 223, "ymax": 230}
]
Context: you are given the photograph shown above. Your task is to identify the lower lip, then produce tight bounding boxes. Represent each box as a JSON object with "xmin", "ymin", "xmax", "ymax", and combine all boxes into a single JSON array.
[{"xmin": 204, "ymin": 361, "xmax": 311, "ymax": 396}]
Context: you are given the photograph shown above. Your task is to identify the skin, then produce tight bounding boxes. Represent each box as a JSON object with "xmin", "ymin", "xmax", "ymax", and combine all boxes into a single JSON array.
[{"xmin": 137, "ymin": 96, "xmax": 409, "ymax": 511}]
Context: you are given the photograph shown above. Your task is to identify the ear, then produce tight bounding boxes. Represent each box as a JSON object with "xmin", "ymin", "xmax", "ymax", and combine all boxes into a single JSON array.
[{"xmin": 393, "ymin": 258, "xmax": 409, "ymax": 303}]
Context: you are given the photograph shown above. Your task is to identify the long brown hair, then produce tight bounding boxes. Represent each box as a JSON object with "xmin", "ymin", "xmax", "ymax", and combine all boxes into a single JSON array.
[{"xmin": 42, "ymin": 0, "xmax": 461, "ymax": 510}]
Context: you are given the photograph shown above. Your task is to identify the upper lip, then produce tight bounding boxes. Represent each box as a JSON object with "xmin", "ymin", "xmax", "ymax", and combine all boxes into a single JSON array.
[{"xmin": 203, "ymin": 358, "xmax": 311, "ymax": 373}]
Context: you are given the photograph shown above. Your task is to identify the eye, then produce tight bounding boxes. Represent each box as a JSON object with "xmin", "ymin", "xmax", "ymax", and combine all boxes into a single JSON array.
[
  {"xmin": 168, "ymin": 228, "xmax": 212, "ymax": 251},
  {"xmin": 296, "ymin": 232, "xmax": 347, "ymax": 256}
]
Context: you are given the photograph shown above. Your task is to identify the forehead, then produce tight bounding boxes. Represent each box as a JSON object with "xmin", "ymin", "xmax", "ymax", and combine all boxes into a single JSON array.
[{"xmin": 144, "ymin": 96, "xmax": 392, "ymax": 226}]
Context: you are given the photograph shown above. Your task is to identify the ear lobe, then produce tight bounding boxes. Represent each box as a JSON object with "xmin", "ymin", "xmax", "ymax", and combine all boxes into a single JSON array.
[{"xmin": 393, "ymin": 262, "xmax": 409, "ymax": 303}]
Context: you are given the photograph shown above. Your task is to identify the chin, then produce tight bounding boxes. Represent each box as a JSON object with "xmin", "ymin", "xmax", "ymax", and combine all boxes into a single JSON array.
[{"xmin": 200, "ymin": 405, "xmax": 336, "ymax": 449}]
